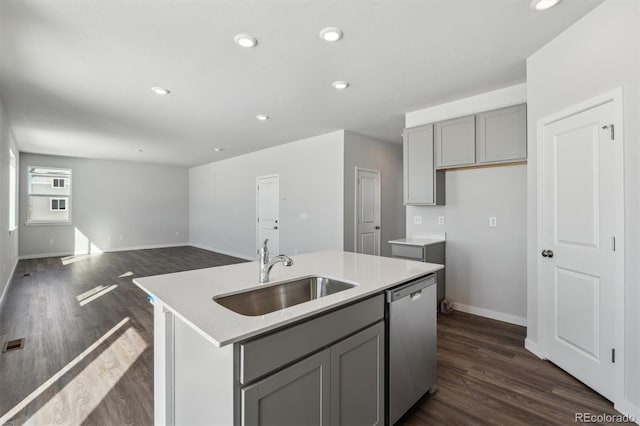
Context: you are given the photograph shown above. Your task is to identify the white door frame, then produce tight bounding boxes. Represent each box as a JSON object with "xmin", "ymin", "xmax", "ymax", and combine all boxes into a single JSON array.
[
  {"xmin": 256, "ymin": 174, "xmax": 279, "ymax": 257},
  {"xmin": 354, "ymin": 166, "xmax": 381, "ymax": 256},
  {"xmin": 536, "ymin": 87, "xmax": 625, "ymax": 404}
]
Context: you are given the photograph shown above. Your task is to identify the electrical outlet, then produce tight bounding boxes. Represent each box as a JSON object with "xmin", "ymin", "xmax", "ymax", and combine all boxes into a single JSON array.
[
  {"xmin": 49, "ymin": 239, "xmax": 54, "ymax": 245},
  {"xmin": 299, "ymin": 212, "xmax": 308, "ymax": 220},
  {"xmin": 489, "ymin": 217, "xmax": 497, "ymax": 227},
  {"xmin": 438, "ymin": 216, "xmax": 445, "ymax": 225},
  {"xmin": 175, "ymin": 231, "xmax": 180, "ymax": 237},
  {"xmin": 413, "ymin": 216, "xmax": 422, "ymax": 225},
  {"xmin": 119, "ymin": 235, "xmax": 124, "ymax": 241}
]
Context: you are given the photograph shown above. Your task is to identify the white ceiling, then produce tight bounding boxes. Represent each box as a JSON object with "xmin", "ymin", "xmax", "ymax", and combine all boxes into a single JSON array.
[{"xmin": 0, "ymin": 0, "xmax": 602, "ymax": 167}]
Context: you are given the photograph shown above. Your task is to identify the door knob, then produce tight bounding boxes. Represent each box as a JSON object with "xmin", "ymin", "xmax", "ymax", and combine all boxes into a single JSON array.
[
  {"xmin": 541, "ymin": 249, "xmax": 554, "ymax": 258},
  {"xmin": 273, "ymin": 226, "xmax": 279, "ymax": 230},
  {"xmin": 375, "ymin": 226, "xmax": 381, "ymax": 230}
]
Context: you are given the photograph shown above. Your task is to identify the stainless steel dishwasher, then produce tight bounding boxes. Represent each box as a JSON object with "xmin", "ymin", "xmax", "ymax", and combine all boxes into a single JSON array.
[{"xmin": 386, "ymin": 274, "xmax": 437, "ymax": 425}]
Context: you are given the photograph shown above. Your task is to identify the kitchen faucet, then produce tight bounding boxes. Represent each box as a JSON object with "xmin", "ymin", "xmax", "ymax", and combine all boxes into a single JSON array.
[{"xmin": 259, "ymin": 239, "xmax": 293, "ymax": 283}]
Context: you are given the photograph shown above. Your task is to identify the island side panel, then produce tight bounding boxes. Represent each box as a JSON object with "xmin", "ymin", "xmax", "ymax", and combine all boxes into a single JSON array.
[
  {"xmin": 154, "ymin": 301, "xmax": 174, "ymax": 425},
  {"xmin": 174, "ymin": 313, "xmax": 234, "ymax": 425}
]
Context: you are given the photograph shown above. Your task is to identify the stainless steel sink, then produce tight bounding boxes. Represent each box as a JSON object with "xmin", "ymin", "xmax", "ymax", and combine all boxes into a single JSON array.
[{"xmin": 213, "ymin": 276, "xmax": 356, "ymax": 316}]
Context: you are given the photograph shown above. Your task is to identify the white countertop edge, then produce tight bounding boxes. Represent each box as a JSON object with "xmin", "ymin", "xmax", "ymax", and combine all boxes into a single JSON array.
[
  {"xmin": 134, "ymin": 262, "xmax": 443, "ymax": 348},
  {"xmin": 388, "ymin": 238, "xmax": 446, "ymax": 247}
]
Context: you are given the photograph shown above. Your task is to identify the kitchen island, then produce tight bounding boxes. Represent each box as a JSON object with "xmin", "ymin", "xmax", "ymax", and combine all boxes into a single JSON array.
[{"xmin": 134, "ymin": 250, "xmax": 443, "ymax": 425}]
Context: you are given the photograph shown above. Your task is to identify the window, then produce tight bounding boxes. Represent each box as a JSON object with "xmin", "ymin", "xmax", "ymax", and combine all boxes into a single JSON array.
[
  {"xmin": 27, "ymin": 166, "xmax": 72, "ymax": 224},
  {"xmin": 50, "ymin": 198, "xmax": 67, "ymax": 211},
  {"xmin": 8, "ymin": 149, "xmax": 16, "ymax": 230}
]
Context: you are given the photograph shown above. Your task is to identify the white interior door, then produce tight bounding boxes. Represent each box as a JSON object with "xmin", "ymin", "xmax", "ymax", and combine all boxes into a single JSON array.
[
  {"xmin": 541, "ymin": 100, "xmax": 620, "ymax": 400},
  {"xmin": 356, "ymin": 168, "xmax": 380, "ymax": 256},
  {"xmin": 257, "ymin": 175, "xmax": 279, "ymax": 255}
]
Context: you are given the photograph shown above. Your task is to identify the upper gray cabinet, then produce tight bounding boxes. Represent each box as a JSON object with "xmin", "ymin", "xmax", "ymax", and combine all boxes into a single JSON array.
[
  {"xmin": 476, "ymin": 104, "xmax": 527, "ymax": 164},
  {"xmin": 403, "ymin": 124, "xmax": 445, "ymax": 206},
  {"xmin": 434, "ymin": 115, "xmax": 476, "ymax": 169}
]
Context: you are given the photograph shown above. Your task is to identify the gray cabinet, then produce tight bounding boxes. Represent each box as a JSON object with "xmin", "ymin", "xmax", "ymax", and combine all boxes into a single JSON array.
[
  {"xmin": 241, "ymin": 349, "xmax": 330, "ymax": 426},
  {"xmin": 403, "ymin": 124, "xmax": 445, "ymax": 206},
  {"xmin": 390, "ymin": 242, "xmax": 446, "ymax": 304},
  {"xmin": 435, "ymin": 115, "xmax": 476, "ymax": 168},
  {"xmin": 476, "ymin": 104, "xmax": 527, "ymax": 164},
  {"xmin": 330, "ymin": 323, "xmax": 384, "ymax": 426},
  {"xmin": 239, "ymin": 297, "xmax": 385, "ymax": 425}
]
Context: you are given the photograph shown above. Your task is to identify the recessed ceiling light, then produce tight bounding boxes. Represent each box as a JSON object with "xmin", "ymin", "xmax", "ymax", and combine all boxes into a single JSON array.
[
  {"xmin": 234, "ymin": 34, "xmax": 258, "ymax": 48},
  {"xmin": 332, "ymin": 81, "xmax": 350, "ymax": 90},
  {"xmin": 319, "ymin": 27, "xmax": 343, "ymax": 42},
  {"xmin": 530, "ymin": 0, "xmax": 561, "ymax": 11},
  {"xmin": 213, "ymin": 148, "xmax": 224, "ymax": 152},
  {"xmin": 256, "ymin": 114, "xmax": 269, "ymax": 121},
  {"xmin": 151, "ymin": 87, "xmax": 170, "ymax": 95}
]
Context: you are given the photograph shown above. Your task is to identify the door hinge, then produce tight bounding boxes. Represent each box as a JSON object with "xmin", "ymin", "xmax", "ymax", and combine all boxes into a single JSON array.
[
  {"xmin": 602, "ymin": 124, "xmax": 615, "ymax": 140},
  {"xmin": 612, "ymin": 348, "xmax": 616, "ymax": 363},
  {"xmin": 611, "ymin": 236, "xmax": 616, "ymax": 251}
]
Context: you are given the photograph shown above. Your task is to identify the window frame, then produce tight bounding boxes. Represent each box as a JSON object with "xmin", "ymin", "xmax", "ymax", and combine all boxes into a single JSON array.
[
  {"xmin": 52, "ymin": 178, "xmax": 65, "ymax": 189},
  {"xmin": 8, "ymin": 148, "xmax": 17, "ymax": 231},
  {"xmin": 25, "ymin": 166, "xmax": 73, "ymax": 226}
]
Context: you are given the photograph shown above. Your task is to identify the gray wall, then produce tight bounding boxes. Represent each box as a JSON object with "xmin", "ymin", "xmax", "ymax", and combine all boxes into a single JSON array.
[
  {"xmin": 343, "ymin": 131, "xmax": 405, "ymax": 257},
  {"xmin": 19, "ymin": 154, "xmax": 189, "ymax": 257},
  {"xmin": 405, "ymin": 85, "xmax": 528, "ymax": 324},
  {"xmin": 406, "ymin": 165, "xmax": 527, "ymax": 323},
  {"xmin": 189, "ymin": 131, "xmax": 344, "ymax": 260},
  {"xmin": 0, "ymin": 100, "xmax": 19, "ymax": 301},
  {"xmin": 526, "ymin": 0, "xmax": 639, "ymax": 410}
]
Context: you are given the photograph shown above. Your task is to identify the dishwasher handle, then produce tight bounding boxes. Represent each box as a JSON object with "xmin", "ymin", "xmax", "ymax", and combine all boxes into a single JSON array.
[{"xmin": 387, "ymin": 274, "xmax": 436, "ymax": 303}]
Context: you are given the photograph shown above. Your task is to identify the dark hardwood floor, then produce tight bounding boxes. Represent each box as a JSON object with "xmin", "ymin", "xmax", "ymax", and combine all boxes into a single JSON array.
[
  {"xmin": 0, "ymin": 246, "xmax": 246, "ymax": 425},
  {"xmin": 0, "ymin": 246, "xmax": 625, "ymax": 425}
]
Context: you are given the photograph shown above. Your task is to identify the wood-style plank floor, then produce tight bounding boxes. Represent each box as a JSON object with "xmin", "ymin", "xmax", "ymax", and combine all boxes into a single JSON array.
[
  {"xmin": 0, "ymin": 246, "xmax": 625, "ymax": 425},
  {"xmin": 0, "ymin": 246, "xmax": 246, "ymax": 425}
]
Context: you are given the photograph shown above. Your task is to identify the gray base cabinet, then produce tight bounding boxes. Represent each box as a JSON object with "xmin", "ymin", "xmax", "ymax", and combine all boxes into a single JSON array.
[
  {"xmin": 239, "ymin": 296, "xmax": 385, "ymax": 426},
  {"xmin": 330, "ymin": 322, "xmax": 385, "ymax": 426},
  {"xmin": 390, "ymin": 242, "xmax": 446, "ymax": 305},
  {"xmin": 241, "ymin": 323, "xmax": 384, "ymax": 426},
  {"xmin": 241, "ymin": 350, "xmax": 331, "ymax": 426}
]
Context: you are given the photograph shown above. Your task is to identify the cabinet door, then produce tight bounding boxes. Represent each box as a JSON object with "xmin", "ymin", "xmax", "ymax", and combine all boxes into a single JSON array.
[
  {"xmin": 241, "ymin": 349, "xmax": 330, "ymax": 426},
  {"xmin": 435, "ymin": 115, "xmax": 476, "ymax": 168},
  {"xmin": 476, "ymin": 104, "xmax": 527, "ymax": 163},
  {"xmin": 404, "ymin": 124, "xmax": 436, "ymax": 205},
  {"xmin": 330, "ymin": 322, "xmax": 385, "ymax": 426}
]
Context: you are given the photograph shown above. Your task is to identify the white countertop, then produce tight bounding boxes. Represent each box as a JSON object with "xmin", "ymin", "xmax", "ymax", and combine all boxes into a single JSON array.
[
  {"xmin": 388, "ymin": 237, "xmax": 446, "ymax": 247},
  {"xmin": 133, "ymin": 250, "xmax": 443, "ymax": 347}
]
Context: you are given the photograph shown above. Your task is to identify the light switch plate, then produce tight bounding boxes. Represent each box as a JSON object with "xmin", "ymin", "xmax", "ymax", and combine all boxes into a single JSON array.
[
  {"xmin": 299, "ymin": 213, "xmax": 308, "ymax": 220},
  {"xmin": 438, "ymin": 216, "xmax": 445, "ymax": 225},
  {"xmin": 413, "ymin": 216, "xmax": 422, "ymax": 225},
  {"xmin": 489, "ymin": 217, "xmax": 497, "ymax": 227}
]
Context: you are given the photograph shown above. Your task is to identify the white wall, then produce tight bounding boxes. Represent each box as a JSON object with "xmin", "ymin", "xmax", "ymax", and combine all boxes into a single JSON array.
[
  {"xmin": 526, "ymin": 0, "xmax": 639, "ymax": 414},
  {"xmin": 405, "ymin": 84, "xmax": 528, "ymax": 325},
  {"xmin": 19, "ymin": 154, "xmax": 190, "ymax": 257},
  {"xmin": 0, "ymin": 100, "xmax": 19, "ymax": 301},
  {"xmin": 343, "ymin": 131, "xmax": 405, "ymax": 257},
  {"xmin": 189, "ymin": 131, "xmax": 344, "ymax": 260}
]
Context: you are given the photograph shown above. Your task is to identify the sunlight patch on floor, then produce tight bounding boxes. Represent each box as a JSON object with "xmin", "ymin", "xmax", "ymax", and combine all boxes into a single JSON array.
[
  {"xmin": 118, "ymin": 271, "xmax": 134, "ymax": 278},
  {"xmin": 77, "ymin": 285, "xmax": 118, "ymax": 306},
  {"xmin": 0, "ymin": 318, "xmax": 135, "ymax": 425}
]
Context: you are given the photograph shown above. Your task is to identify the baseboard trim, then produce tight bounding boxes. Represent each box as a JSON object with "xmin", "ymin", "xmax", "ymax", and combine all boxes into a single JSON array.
[
  {"xmin": 18, "ymin": 243, "xmax": 190, "ymax": 260},
  {"xmin": 188, "ymin": 243, "xmax": 255, "ymax": 261},
  {"xmin": 615, "ymin": 401, "xmax": 640, "ymax": 424},
  {"xmin": 0, "ymin": 258, "xmax": 19, "ymax": 305},
  {"xmin": 524, "ymin": 337, "xmax": 545, "ymax": 359},
  {"xmin": 453, "ymin": 302, "xmax": 527, "ymax": 326}
]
